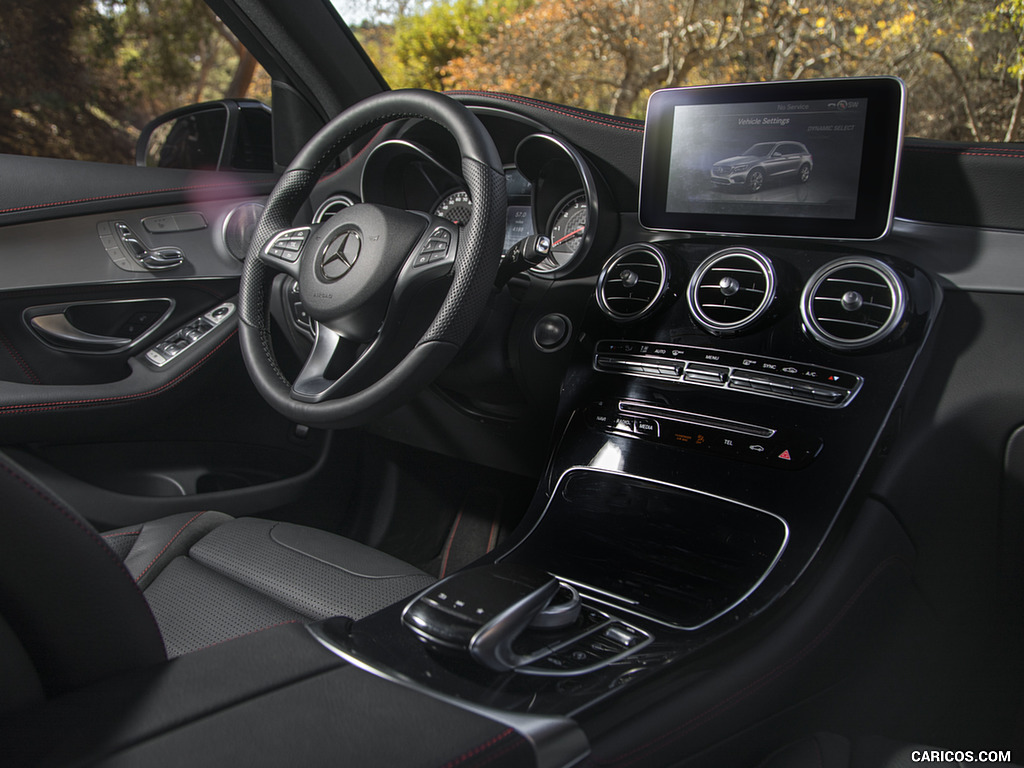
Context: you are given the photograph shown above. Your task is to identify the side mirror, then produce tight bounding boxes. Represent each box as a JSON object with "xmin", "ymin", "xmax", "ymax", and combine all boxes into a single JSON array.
[{"xmin": 136, "ymin": 99, "xmax": 273, "ymax": 172}]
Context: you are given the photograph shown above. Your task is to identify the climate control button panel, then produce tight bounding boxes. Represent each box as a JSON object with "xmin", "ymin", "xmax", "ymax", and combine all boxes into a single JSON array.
[{"xmin": 594, "ymin": 340, "xmax": 862, "ymax": 408}]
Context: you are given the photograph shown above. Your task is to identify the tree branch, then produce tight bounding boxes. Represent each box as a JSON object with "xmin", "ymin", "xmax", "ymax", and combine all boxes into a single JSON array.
[{"xmin": 930, "ymin": 47, "xmax": 981, "ymax": 141}]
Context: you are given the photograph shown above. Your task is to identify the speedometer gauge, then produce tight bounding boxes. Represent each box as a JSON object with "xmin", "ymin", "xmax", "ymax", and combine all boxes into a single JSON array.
[
  {"xmin": 434, "ymin": 190, "xmax": 472, "ymax": 225},
  {"xmin": 534, "ymin": 193, "xmax": 588, "ymax": 273}
]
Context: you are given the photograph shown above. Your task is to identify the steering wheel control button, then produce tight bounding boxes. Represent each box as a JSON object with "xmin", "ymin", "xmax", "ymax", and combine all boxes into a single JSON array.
[
  {"xmin": 594, "ymin": 340, "xmax": 862, "ymax": 408},
  {"xmin": 265, "ymin": 227, "xmax": 311, "ymax": 264},
  {"xmin": 414, "ymin": 227, "xmax": 454, "ymax": 267}
]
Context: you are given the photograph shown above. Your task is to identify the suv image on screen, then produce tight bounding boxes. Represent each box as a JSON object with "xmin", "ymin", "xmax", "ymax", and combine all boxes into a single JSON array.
[{"xmin": 711, "ymin": 141, "xmax": 813, "ymax": 192}]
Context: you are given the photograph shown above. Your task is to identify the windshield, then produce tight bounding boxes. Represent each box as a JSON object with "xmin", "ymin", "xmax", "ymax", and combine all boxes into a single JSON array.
[
  {"xmin": 742, "ymin": 143, "xmax": 776, "ymax": 158},
  {"xmin": 332, "ymin": 0, "xmax": 1024, "ymax": 143}
]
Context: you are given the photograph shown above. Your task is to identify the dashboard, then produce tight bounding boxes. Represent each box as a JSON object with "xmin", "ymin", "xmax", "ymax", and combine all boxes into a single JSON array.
[{"xmin": 292, "ymin": 88, "xmax": 952, "ymax": 719}]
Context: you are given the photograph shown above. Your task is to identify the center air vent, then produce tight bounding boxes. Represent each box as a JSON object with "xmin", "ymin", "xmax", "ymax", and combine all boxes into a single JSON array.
[
  {"xmin": 313, "ymin": 194, "xmax": 356, "ymax": 224},
  {"xmin": 687, "ymin": 248, "xmax": 776, "ymax": 335},
  {"xmin": 596, "ymin": 244, "xmax": 669, "ymax": 322},
  {"xmin": 801, "ymin": 257, "xmax": 906, "ymax": 350}
]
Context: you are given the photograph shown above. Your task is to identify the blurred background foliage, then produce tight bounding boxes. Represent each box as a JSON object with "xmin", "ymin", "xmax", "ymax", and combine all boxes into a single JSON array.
[
  {"xmin": 356, "ymin": 0, "xmax": 1024, "ymax": 141},
  {"xmin": 2, "ymin": 0, "xmax": 1022, "ymax": 164},
  {"xmin": 0, "ymin": 0, "xmax": 270, "ymax": 162}
]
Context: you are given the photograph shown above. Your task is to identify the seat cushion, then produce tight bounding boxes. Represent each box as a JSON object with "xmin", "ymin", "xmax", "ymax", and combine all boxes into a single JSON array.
[{"xmin": 140, "ymin": 517, "xmax": 436, "ymax": 656}]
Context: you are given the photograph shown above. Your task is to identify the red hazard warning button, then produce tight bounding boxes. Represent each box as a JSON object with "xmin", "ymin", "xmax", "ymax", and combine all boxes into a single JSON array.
[{"xmin": 778, "ymin": 450, "xmax": 792, "ymax": 461}]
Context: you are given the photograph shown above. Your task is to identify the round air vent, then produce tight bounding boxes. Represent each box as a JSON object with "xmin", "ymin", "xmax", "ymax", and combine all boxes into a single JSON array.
[
  {"xmin": 313, "ymin": 194, "xmax": 356, "ymax": 224},
  {"xmin": 801, "ymin": 257, "xmax": 906, "ymax": 350},
  {"xmin": 222, "ymin": 201, "xmax": 265, "ymax": 261},
  {"xmin": 687, "ymin": 248, "xmax": 776, "ymax": 334},
  {"xmin": 596, "ymin": 244, "xmax": 669, "ymax": 322}
]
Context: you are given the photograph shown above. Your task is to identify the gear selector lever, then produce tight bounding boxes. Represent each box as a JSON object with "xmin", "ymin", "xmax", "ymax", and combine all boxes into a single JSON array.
[{"xmin": 401, "ymin": 563, "xmax": 580, "ymax": 671}]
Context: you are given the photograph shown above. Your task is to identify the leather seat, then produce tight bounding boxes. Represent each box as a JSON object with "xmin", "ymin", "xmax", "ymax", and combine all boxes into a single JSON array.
[
  {"xmin": 101, "ymin": 512, "xmax": 436, "ymax": 657},
  {"xmin": 0, "ymin": 451, "xmax": 435, "ymax": 711}
]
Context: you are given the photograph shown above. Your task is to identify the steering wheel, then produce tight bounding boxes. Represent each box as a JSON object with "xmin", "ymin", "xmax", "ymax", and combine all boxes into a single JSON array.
[{"xmin": 238, "ymin": 90, "xmax": 506, "ymax": 428}]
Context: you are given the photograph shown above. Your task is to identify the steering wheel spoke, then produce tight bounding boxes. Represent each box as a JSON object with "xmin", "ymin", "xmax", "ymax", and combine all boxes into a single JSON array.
[
  {"xmin": 258, "ymin": 226, "xmax": 315, "ymax": 279},
  {"xmin": 291, "ymin": 324, "xmax": 358, "ymax": 402}
]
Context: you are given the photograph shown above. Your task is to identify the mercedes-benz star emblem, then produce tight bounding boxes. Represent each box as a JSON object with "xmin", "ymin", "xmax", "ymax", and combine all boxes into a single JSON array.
[{"xmin": 319, "ymin": 230, "xmax": 361, "ymax": 281}]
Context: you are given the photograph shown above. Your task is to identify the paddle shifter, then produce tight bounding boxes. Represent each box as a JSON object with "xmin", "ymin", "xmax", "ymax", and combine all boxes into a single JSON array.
[{"xmin": 401, "ymin": 563, "xmax": 581, "ymax": 671}]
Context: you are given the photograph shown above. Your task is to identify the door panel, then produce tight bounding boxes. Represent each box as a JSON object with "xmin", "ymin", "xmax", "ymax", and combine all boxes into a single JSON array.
[{"xmin": 0, "ymin": 152, "xmax": 341, "ymax": 529}]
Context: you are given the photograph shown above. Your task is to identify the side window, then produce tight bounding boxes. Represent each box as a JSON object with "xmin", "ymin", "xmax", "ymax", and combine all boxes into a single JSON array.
[{"xmin": 0, "ymin": 2, "xmax": 270, "ymax": 166}]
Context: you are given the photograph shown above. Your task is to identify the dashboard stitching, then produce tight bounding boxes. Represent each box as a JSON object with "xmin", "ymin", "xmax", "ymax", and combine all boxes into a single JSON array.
[
  {"xmin": 447, "ymin": 91, "xmax": 645, "ymax": 132},
  {"xmin": 906, "ymin": 146, "xmax": 1024, "ymax": 158},
  {"xmin": 318, "ymin": 126, "xmax": 387, "ymax": 183},
  {"xmin": 597, "ymin": 555, "xmax": 909, "ymax": 767},
  {"xmin": 0, "ymin": 329, "xmax": 237, "ymax": 415},
  {"xmin": 0, "ymin": 179, "xmax": 271, "ymax": 215}
]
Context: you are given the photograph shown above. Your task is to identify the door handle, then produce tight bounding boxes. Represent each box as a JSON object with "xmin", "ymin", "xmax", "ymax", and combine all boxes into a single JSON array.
[
  {"xmin": 29, "ymin": 314, "xmax": 131, "ymax": 351},
  {"xmin": 24, "ymin": 298, "xmax": 174, "ymax": 353}
]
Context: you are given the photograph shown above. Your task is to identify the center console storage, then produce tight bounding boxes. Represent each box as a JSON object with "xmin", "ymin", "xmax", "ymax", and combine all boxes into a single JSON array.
[{"xmin": 507, "ymin": 468, "xmax": 788, "ymax": 630}]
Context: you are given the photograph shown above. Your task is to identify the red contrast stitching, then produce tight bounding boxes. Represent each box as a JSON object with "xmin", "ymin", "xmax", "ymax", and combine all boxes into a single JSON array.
[
  {"xmin": 191, "ymin": 619, "xmax": 302, "ymax": 654},
  {"xmin": 135, "ymin": 511, "xmax": 210, "ymax": 582},
  {"xmin": 447, "ymin": 91, "xmax": 645, "ymax": 133},
  {"xmin": 598, "ymin": 556, "xmax": 908, "ymax": 767},
  {"xmin": 0, "ymin": 458, "xmax": 164, "ymax": 641},
  {"xmin": 319, "ymin": 126, "xmax": 387, "ymax": 182},
  {"xmin": 0, "ymin": 329, "xmax": 237, "ymax": 416},
  {"xmin": 0, "ymin": 332, "xmax": 41, "ymax": 384},
  {"xmin": 461, "ymin": 739, "xmax": 528, "ymax": 768},
  {"xmin": 1, "ymin": 459, "xmax": 128, "ymax": 570},
  {"xmin": 102, "ymin": 530, "xmax": 142, "ymax": 538},
  {"xmin": 438, "ymin": 508, "xmax": 464, "ymax": 579},
  {"xmin": 0, "ymin": 179, "xmax": 270, "ymax": 216},
  {"xmin": 439, "ymin": 728, "xmax": 517, "ymax": 768}
]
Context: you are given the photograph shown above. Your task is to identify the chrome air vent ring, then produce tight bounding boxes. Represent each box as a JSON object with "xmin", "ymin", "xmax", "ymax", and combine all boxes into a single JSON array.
[
  {"xmin": 687, "ymin": 248, "xmax": 776, "ymax": 335},
  {"xmin": 801, "ymin": 257, "xmax": 906, "ymax": 350},
  {"xmin": 313, "ymin": 193, "xmax": 357, "ymax": 224},
  {"xmin": 596, "ymin": 244, "xmax": 669, "ymax": 322}
]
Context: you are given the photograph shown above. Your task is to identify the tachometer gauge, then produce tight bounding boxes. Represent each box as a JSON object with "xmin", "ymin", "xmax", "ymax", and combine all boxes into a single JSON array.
[
  {"xmin": 536, "ymin": 193, "xmax": 588, "ymax": 273},
  {"xmin": 434, "ymin": 190, "xmax": 472, "ymax": 225}
]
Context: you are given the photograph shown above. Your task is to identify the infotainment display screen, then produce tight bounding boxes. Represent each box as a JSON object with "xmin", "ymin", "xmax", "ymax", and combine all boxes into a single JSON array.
[{"xmin": 638, "ymin": 78, "xmax": 905, "ymax": 240}]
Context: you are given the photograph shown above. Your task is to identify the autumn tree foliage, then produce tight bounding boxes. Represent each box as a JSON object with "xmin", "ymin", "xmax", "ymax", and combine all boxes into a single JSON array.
[
  {"xmin": 3, "ymin": 0, "xmax": 1023, "ymax": 164},
  {"xmin": 0, "ymin": 0, "xmax": 269, "ymax": 162},
  {"xmin": 364, "ymin": 0, "xmax": 1024, "ymax": 141}
]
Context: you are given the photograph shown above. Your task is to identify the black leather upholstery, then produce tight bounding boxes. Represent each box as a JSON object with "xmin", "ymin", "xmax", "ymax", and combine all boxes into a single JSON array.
[
  {"xmin": 0, "ymin": 450, "xmax": 436, "ymax": 704},
  {"xmin": 0, "ymin": 454, "xmax": 166, "ymax": 700},
  {"xmin": 137, "ymin": 517, "xmax": 436, "ymax": 656}
]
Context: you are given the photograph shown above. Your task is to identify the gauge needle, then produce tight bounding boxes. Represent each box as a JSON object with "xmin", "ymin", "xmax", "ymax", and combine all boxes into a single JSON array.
[{"xmin": 552, "ymin": 227, "xmax": 584, "ymax": 247}]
